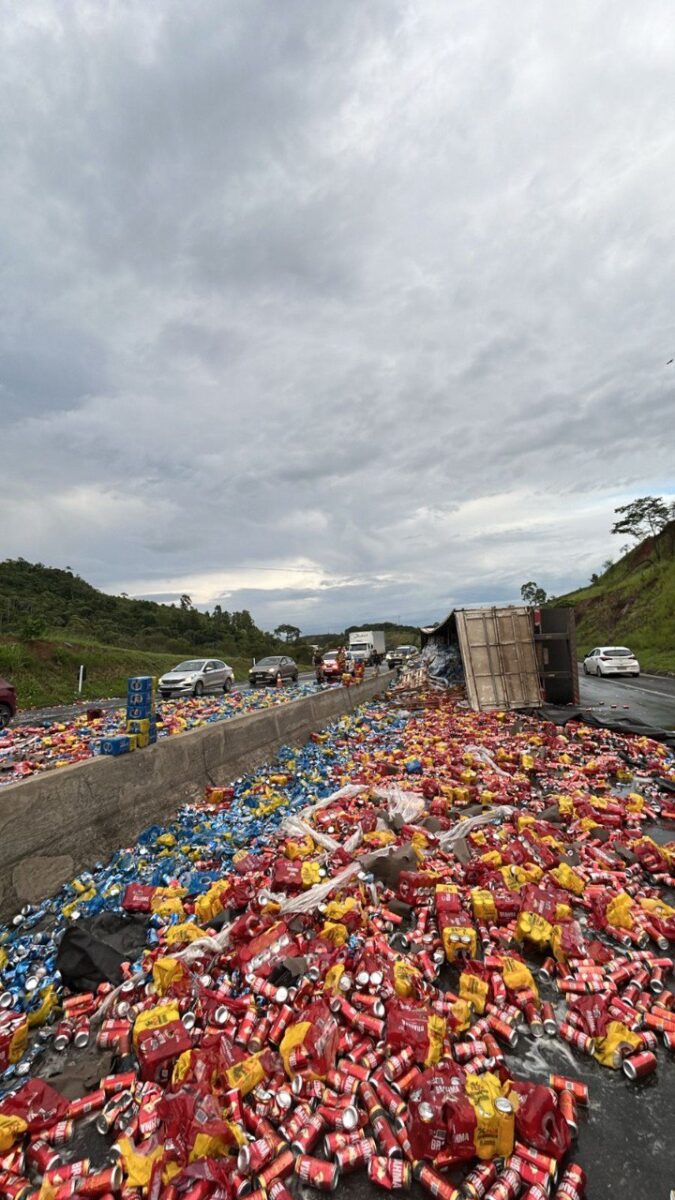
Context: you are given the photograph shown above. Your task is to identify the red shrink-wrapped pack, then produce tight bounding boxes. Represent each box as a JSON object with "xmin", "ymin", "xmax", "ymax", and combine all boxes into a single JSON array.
[
  {"xmin": 136, "ymin": 1021, "xmax": 193, "ymax": 1083},
  {"xmin": 386, "ymin": 998, "xmax": 446, "ymax": 1067}
]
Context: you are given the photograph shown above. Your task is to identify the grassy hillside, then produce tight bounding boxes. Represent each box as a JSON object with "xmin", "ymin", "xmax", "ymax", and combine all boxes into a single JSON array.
[
  {"xmin": 0, "ymin": 638, "xmax": 255, "ymax": 709},
  {"xmin": 0, "ymin": 558, "xmax": 309, "ymax": 664},
  {"xmin": 0, "ymin": 559, "xmax": 315, "ymax": 707},
  {"xmin": 554, "ymin": 520, "xmax": 675, "ymax": 673}
]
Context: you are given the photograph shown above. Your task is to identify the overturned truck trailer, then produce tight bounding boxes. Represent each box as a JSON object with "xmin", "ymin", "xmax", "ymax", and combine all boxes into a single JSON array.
[{"xmin": 420, "ymin": 605, "xmax": 578, "ymax": 711}]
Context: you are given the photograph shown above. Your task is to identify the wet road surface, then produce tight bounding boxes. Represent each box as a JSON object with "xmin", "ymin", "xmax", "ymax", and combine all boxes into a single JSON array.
[
  {"xmin": 578, "ymin": 667, "xmax": 675, "ymax": 732},
  {"xmin": 13, "ymin": 672, "xmax": 321, "ymax": 727}
]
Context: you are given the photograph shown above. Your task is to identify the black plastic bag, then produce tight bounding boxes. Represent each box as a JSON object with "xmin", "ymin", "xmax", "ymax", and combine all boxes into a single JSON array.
[{"xmin": 56, "ymin": 913, "xmax": 148, "ymax": 992}]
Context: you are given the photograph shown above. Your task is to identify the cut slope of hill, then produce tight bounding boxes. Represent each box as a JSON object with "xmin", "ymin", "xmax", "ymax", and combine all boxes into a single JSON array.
[{"xmin": 554, "ymin": 520, "xmax": 675, "ymax": 673}]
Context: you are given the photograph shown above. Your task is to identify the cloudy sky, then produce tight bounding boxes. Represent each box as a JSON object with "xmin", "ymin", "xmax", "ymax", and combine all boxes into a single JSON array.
[{"xmin": 2, "ymin": 1, "xmax": 674, "ymax": 633}]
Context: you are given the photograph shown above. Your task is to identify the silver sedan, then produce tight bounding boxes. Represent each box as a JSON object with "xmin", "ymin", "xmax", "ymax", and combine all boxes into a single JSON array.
[{"xmin": 158, "ymin": 658, "xmax": 235, "ymax": 698}]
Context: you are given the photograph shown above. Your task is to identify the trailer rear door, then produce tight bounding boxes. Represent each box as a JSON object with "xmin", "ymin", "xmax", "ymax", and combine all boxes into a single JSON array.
[{"xmin": 454, "ymin": 606, "xmax": 541, "ymax": 711}]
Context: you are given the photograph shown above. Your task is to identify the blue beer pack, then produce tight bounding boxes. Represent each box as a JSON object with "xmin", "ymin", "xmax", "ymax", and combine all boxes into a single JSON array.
[
  {"xmin": 99, "ymin": 734, "xmax": 135, "ymax": 756},
  {"xmin": 127, "ymin": 676, "xmax": 156, "ymax": 720},
  {"xmin": 127, "ymin": 675, "xmax": 154, "ymax": 695}
]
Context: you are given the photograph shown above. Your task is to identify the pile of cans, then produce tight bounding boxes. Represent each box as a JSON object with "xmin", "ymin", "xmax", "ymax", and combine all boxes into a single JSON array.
[
  {"xmin": 0, "ymin": 690, "xmax": 673, "ymax": 1199},
  {"xmin": 0, "ymin": 683, "xmax": 316, "ymax": 786}
]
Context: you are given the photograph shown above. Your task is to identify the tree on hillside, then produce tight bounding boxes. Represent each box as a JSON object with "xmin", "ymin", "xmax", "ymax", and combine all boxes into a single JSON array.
[
  {"xmin": 611, "ymin": 497, "xmax": 670, "ymax": 551},
  {"xmin": 274, "ymin": 623, "xmax": 301, "ymax": 643},
  {"xmin": 520, "ymin": 581, "xmax": 547, "ymax": 605}
]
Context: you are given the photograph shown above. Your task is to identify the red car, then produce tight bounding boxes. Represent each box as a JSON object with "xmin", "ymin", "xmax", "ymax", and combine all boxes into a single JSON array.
[
  {"xmin": 321, "ymin": 651, "xmax": 355, "ymax": 680},
  {"xmin": 0, "ymin": 677, "xmax": 17, "ymax": 729}
]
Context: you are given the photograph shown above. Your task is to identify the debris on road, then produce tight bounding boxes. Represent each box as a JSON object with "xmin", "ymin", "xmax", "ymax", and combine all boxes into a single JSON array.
[
  {"xmin": 0, "ymin": 690, "xmax": 673, "ymax": 1198},
  {"xmin": 0, "ymin": 683, "xmax": 316, "ymax": 786}
]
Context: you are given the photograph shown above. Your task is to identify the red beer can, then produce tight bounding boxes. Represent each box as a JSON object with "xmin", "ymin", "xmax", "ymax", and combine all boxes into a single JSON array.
[
  {"xmin": 324, "ymin": 1129, "xmax": 365, "ymax": 1155},
  {"xmin": 78, "ymin": 1166, "xmax": 124, "ymax": 1197},
  {"xmin": 413, "ymin": 1161, "xmax": 460, "ymax": 1200},
  {"xmin": 553, "ymin": 1163, "xmax": 586, "ymax": 1199},
  {"xmin": 45, "ymin": 1160, "xmax": 91, "ymax": 1185},
  {"xmin": 558, "ymin": 1022, "xmax": 595, "ymax": 1055},
  {"xmin": 238, "ymin": 1134, "xmax": 278, "ymax": 1175},
  {"xmin": 0, "ymin": 1174, "xmax": 32, "ymax": 1200},
  {"xmin": 548, "ymin": 1074, "xmax": 589, "ymax": 1106},
  {"xmin": 66, "ymin": 1090, "xmax": 106, "ymax": 1120},
  {"xmin": 42, "ymin": 1122, "xmax": 75, "ymax": 1147},
  {"xmin": 368, "ymin": 1156, "xmax": 411, "ymax": 1190},
  {"xmin": 267, "ymin": 1183, "xmax": 294, "ymax": 1200},
  {"xmin": 370, "ymin": 1107, "xmax": 402, "ymax": 1158},
  {"xmin": 373, "ymin": 1078, "xmax": 406, "ymax": 1117},
  {"xmin": 291, "ymin": 1112, "xmax": 326, "ymax": 1154},
  {"xmin": 294, "ymin": 1155, "xmax": 339, "ymax": 1191},
  {"xmin": 462, "ymin": 1162, "xmax": 498, "ymax": 1198},
  {"xmin": 316, "ymin": 1104, "xmax": 359, "ymax": 1131},
  {"xmin": 257, "ymin": 1149, "xmax": 296, "ymax": 1187},
  {"xmin": 384, "ymin": 1047, "xmax": 416, "ymax": 1080},
  {"xmin": 26, "ymin": 1140, "xmax": 62, "ymax": 1173},
  {"xmin": 622, "ymin": 1050, "xmax": 657, "ymax": 1080},
  {"xmin": 558, "ymin": 1087, "xmax": 578, "ymax": 1136},
  {"xmin": 334, "ymin": 1137, "xmax": 376, "ymax": 1173},
  {"xmin": 483, "ymin": 1168, "xmax": 521, "ymax": 1200}
]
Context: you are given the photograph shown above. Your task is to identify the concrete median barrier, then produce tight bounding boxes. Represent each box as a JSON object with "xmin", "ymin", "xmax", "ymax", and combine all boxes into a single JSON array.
[{"xmin": 0, "ymin": 673, "xmax": 394, "ymax": 920}]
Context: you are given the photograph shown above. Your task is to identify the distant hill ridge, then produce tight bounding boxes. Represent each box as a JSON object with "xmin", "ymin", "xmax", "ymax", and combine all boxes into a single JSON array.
[{"xmin": 0, "ymin": 558, "xmax": 283, "ymax": 661}]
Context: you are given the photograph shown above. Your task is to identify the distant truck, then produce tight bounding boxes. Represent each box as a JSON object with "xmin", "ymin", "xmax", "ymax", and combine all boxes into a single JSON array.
[{"xmin": 348, "ymin": 630, "xmax": 386, "ymax": 664}]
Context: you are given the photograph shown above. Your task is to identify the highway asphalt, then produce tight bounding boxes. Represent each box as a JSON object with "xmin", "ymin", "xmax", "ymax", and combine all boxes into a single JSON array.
[
  {"xmin": 12, "ymin": 671, "xmax": 321, "ymax": 727},
  {"xmin": 578, "ymin": 666, "xmax": 675, "ymax": 731},
  {"xmin": 15, "ymin": 666, "xmax": 675, "ymax": 732}
]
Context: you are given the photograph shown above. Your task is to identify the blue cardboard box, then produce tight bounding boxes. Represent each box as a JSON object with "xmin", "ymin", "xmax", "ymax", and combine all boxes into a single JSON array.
[
  {"xmin": 126, "ymin": 681, "xmax": 152, "ymax": 700},
  {"xmin": 99, "ymin": 735, "xmax": 135, "ymax": 756}
]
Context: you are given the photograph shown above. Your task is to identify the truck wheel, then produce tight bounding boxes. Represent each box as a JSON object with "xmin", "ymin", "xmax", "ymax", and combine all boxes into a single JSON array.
[{"xmin": 0, "ymin": 703, "xmax": 11, "ymax": 729}]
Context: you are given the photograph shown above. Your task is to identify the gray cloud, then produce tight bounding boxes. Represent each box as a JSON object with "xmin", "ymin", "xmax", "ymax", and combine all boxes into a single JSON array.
[{"xmin": 2, "ymin": 0, "xmax": 674, "ymax": 632}]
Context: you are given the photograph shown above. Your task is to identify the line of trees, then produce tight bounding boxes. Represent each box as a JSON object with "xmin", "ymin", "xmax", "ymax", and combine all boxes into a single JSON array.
[{"xmin": 0, "ymin": 559, "xmax": 311, "ymax": 662}]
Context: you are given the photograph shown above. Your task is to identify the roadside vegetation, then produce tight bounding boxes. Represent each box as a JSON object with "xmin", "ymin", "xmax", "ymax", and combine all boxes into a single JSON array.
[
  {"xmin": 553, "ymin": 506, "xmax": 675, "ymax": 675},
  {"xmin": 0, "ymin": 559, "xmax": 312, "ymax": 707}
]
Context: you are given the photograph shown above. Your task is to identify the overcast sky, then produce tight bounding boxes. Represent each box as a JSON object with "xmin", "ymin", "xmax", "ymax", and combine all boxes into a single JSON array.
[{"xmin": 2, "ymin": 1, "xmax": 674, "ymax": 633}]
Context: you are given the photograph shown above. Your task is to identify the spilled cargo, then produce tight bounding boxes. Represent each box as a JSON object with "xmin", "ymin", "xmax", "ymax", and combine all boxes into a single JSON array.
[{"xmin": 0, "ymin": 688, "xmax": 672, "ymax": 1196}]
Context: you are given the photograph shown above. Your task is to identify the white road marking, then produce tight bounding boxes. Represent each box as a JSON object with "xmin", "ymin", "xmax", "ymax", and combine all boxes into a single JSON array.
[{"xmin": 578, "ymin": 668, "xmax": 675, "ymax": 701}]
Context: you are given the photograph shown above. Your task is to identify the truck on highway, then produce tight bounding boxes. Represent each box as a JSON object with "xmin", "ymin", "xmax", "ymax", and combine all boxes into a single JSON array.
[{"xmin": 348, "ymin": 630, "xmax": 386, "ymax": 664}]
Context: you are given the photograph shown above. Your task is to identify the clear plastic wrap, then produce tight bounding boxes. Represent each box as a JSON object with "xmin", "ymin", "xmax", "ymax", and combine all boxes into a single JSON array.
[
  {"xmin": 438, "ymin": 805, "xmax": 514, "ymax": 850},
  {"xmin": 373, "ymin": 784, "xmax": 426, "ymax": 824}
]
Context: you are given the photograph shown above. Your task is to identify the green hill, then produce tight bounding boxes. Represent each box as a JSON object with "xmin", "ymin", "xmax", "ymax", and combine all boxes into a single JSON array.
[
  {"xmin": 0, "ymin": 639, "xmax": 192, "ymax": 709},
  {"xmin": 0, "ymin": 559, "xmax": 311, "ymax": 707},
  {"xmin": 554, "ymin": 519, "xmax": 675, "ymax": 673},
  {"xmin": 299, "ymin": 621, "xmax": 420, "ymax": 652}
]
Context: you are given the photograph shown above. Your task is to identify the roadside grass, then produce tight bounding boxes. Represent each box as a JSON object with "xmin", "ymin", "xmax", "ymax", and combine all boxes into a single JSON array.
[
  {"xmin": 0, "ymin": 638, "xmax": 255, "ymax": 708},
  {"xmin": 556, "ymin": 542, "xmax": 675, "ymax": 678}
]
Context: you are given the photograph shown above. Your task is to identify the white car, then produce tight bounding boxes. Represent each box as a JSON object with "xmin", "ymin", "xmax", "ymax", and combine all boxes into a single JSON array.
[
  {"xmin": 159, "ymin": 658, "xmax": 235, "ymax": 698},
  {"xmin": 583, "ymin": 647, "xmax": 640, "ymax": 678}
]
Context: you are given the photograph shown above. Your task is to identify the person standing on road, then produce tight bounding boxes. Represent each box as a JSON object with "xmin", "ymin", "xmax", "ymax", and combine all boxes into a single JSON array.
[{"xmin": 313, "ymin": 648, "xmax": 324, "ymax": 684}]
